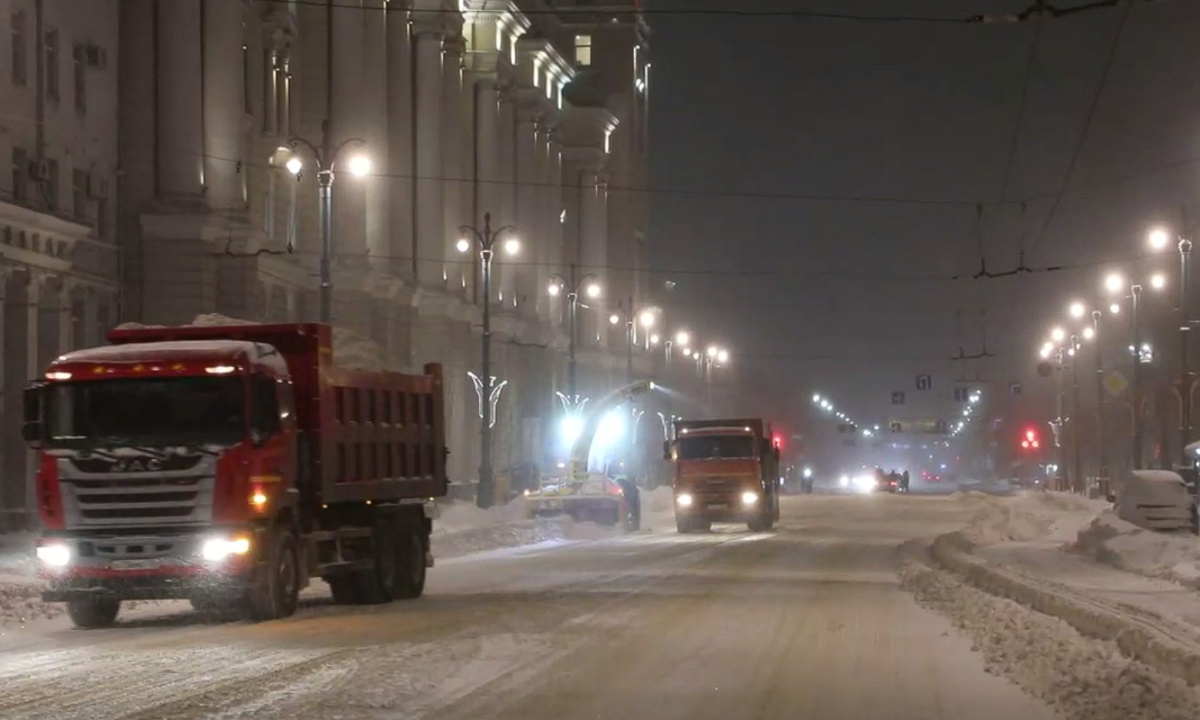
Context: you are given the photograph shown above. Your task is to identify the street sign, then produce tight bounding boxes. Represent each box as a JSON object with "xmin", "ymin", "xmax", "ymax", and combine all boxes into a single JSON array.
[
  {"xmin": 1104, "ymin": 371, "xmax": 1128, "ymax": 397},
  {"xmin": 916, "ymin": 374, "xmax": 932, "ymax": 391},
  {"xmin": 1010, "ymin": 382, "xmax": 1022, "ymax": 396},
  {"xmin": 890, "ymin": 421, "xmax": 902, "ymax": 433},
  {"xmin": 892, "ymin": 391, "xmax": 905, "ymax": 405}
]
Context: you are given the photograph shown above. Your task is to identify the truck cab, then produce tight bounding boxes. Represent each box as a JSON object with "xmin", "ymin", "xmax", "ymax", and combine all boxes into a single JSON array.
[{"xmin": 665, "ymin": 419, "xmax": 781, "ymax": 533}]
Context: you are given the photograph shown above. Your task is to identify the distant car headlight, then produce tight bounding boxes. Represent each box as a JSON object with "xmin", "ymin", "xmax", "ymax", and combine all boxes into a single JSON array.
[
  {"xmin": 36, "ymin": 543, "xmax": 71, "ymax": 568},
  {"xmin": 839, "ymin": 475, "xmax": 850, "ymax": 487},
  {"xmin": 741, "ymin": 491, "xmax": 759, "ymax": 505},
  {"xmin": 676, "ymin": 493, "xmax": 694, "ymax": 508}
]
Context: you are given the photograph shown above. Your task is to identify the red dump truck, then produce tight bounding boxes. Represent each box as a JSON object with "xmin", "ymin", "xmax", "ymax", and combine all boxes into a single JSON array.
[
  {"xmin": 21, "ymin": 322, "xmax": 447, "ymax": 628},
  {"xmin": 665, "ymin": 418, "xmax": 781, "ymax": 533}
]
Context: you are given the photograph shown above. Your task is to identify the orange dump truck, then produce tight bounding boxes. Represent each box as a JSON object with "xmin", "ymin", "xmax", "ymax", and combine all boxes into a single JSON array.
[{"xmin": 664, "ymin": 419, "xmax": 781, "ymax": 533}]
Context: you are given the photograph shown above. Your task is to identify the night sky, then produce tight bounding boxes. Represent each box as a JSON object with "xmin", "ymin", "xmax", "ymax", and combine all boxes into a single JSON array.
[{"xmin": 647, "ymin": 0, "xmax": 1200, "ymax": 432}]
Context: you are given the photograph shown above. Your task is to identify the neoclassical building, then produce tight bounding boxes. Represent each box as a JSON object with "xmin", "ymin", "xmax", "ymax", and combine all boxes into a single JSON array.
[{"xmin": 0, "ymin": 0, "xmax": 655, "ymax": 526}]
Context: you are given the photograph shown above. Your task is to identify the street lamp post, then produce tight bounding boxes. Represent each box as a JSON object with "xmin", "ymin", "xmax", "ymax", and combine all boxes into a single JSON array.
[
  {"xmin": 548, "ymin": 264, "xmax": 600, "ymax": 403},
  {"xmin": 1180, "ymin": 234, "xmax": 1193, "ymax": 467},
  {"xmin": 287, "ymin": 120, "xmax": 371, "ymax": 323},
  {"xmin": 1092, "ymin": 310, "xmax": 1108, "ymax": 485},
  {"xmin": 458, "ymin": 212, "xmax": 519, "ymax": 509},
  {"xmin": 1070, "ymin": 334, "xmax": 1084, "ymax": 493},
  {"xmin": 1132, "ymin": 283, "xmax": 1144, "ymax": 469}
]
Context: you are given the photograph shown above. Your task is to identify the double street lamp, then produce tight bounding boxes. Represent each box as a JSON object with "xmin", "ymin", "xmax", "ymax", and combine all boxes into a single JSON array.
[
  {"xmin": 1105, "ymin": 269, "xmax": 1166, "ymax": 469},
  {"xmin": 457, "ymin": 212, "xmax": 519, "ymax": 509},
  {"xmin": 547, "ymin": 265, "xmax": 601, "ymax": 403},
  {"xmin": 286, "ymin": 121, "xmax": 372, "ymax": 323},
  {"xmin": 1149, "ymin": 226, "xmax": 1194, "ymax": 466}
]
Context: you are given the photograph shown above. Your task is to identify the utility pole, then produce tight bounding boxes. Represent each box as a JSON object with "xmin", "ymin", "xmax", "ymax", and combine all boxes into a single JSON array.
[
  {"xmin": 548, "ymin": 264, "xmax": 600, "ymax": 403},
  {"xmin": 625, "ymin": 295, "xmax": 634, "ymax": 383}
]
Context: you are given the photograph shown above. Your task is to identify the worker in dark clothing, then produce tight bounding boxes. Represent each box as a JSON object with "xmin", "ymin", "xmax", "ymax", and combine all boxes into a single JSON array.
[{"xmin": 901, "ymin": 471, "xmax": 910, "ymax": 493}]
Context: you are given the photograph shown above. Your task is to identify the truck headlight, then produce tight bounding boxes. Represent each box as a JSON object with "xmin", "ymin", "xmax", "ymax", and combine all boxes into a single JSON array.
[
  {"xmin": 36, "ymin": 542, "xmax": 71, "ymax": 568},
  {"xmin": 201, "ymin": 536, "xmax": 252, "ymax": 562},
  {"xmin": 676, "ymin": 493, "xmax": 694, "ymax": 508},
  {"xmin": 741, "ymin": 491, "xmax": 759, "ymax": 505}
]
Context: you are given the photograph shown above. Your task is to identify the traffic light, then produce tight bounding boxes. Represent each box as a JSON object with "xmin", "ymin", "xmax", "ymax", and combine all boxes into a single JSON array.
[
  {"xmin": 772, "ymin": 433, "xmax": 783, "ymax": 449},
  {"xmin": 1020, "ymin": 427, "xmax": 1040, "ymax": 451}
]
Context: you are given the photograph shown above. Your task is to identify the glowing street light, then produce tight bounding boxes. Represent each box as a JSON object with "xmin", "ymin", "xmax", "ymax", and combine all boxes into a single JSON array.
[
  {"xmin": 347, "ymin": 154, "xmax": 373, "ymax": 178},
  {"xmin": 1050, "ymin": 327, "xmax": 1066, "ymax": 343},
  {"xmin": 1082, "ymin": 326, "xmax": 1095, "ymax": 340},
  {"xmin": 1105, "ymin": 273, "xmax": 1124, "ymax": 293},
  {"xmin": 675, "ymin": 330, "xmax": 690, "ymax": 347},
  {"xmin": 716, "ymin": 349, "xmax": 729, "ymax": 364},
  {"xmin": 1148, "ymin": 226, "xmax": 1171, "ymax": 250},
  {"xmin": 639, "ymin": 309, "xmax": 656, "ymax": 328},
  {"xmin": 1068, "ymin": 301, "xmax": 1086, "ymax": 319},
  {"xmin": 1151, "ymin": 273, "xmax": 1167, "ymax": 290}
]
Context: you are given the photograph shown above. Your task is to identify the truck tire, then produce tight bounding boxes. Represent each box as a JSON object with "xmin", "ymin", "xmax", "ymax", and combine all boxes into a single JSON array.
[
  {"xmin": 327, "ymin": 576, "xmax": 360, "ymax": 604},
  {"xmin": 748, "ymin": 511, "xmax": 769, "ymax": 532},
  {"xmin": 247, "ymin": 530, "xmax": 300, "ymax": 621},
  {"xmin": 356, "ymin": 518, "xmax": 401, "ymax": 604},
  {"xmin": 393, "ymin": 526, "xmax": 427, "ymax": 600},
  {"xmin": 67, "ymin": 595, "xmax": 120, "ymax": 629}
]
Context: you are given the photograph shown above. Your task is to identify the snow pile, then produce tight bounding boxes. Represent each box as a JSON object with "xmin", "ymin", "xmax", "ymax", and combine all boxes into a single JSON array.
[
  {"xmin": 1073, "ymin": 510, "xmax": 1200, "ymax": 586},
  {"xmin": 960, "ymin": 492, "xmax": 1105, "ymax": 546},
  {"xmin": 901, "ymin": 559, "xmax": 1200, "ymax": 720},
  {"xmin": 639, "ymin": 486, "xmax": 677, "ymax": 533},
  {"xmin": 431, "ymin": 498, "xmax": 616, "ymax": 559}
]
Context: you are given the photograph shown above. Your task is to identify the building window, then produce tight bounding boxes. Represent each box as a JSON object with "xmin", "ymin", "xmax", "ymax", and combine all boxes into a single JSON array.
[
  {"xmin": 72, "ymin": 168, "xmax": 88, "ymax": 219},
  {"xmin": 574, "ymin": 34, "xmax": 592, "ymax": 66},
  {"xmin": 11, "ymin": 11, "xmax": 26, "ymax": 86},
  {"xmin": 44, "ymin": 158, "xmax": 59, "ymax": 209},
  {"xmin": 73, "ymin": 43, "xmax": 85, "ymax": 115},
  {"xmin": 44, "ymin": 28, "xmax": 59, "ymax": 101}
]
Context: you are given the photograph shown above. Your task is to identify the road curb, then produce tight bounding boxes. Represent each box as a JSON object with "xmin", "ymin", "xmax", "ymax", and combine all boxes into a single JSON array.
[{"xmin": 928, "ymin": 530, "xmax": 1200, "ymax": 687}]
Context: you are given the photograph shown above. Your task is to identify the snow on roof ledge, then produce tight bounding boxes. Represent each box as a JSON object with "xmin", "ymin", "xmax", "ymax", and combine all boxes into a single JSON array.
[{"xmin": 114, "ymin": 314, "xmax": 407, "ymax": 373}]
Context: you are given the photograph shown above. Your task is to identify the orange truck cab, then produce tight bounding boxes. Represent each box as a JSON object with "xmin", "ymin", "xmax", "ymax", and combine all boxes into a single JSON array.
[{"xmin": 664, "ymin": 419, "xmax": 781, "ymax": 533}]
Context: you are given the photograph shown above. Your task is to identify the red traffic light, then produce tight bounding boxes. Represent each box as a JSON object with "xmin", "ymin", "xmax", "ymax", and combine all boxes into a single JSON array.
[
  {"xmin": 1020, "ymin": 427, "xmax": 1040, "ymax": 451},
  {"xmin": 772, "ymin": 433, "xmax": 783, "ymax": 449}
]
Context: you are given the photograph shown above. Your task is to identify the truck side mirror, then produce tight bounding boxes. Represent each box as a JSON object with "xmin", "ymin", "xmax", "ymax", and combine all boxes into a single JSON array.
[{"xmin": 21, "ymin": 384, "xmax": 44, "ymax": 448}]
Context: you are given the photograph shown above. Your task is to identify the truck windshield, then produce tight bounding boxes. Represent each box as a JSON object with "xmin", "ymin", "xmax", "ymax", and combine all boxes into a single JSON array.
[
  {"xmin": 677, "ymin": 435, "xmax": 756, "ymax": 460},
  {"xmin": 44, "ymin": 377, "xmax": 246, "ymax": 448}
]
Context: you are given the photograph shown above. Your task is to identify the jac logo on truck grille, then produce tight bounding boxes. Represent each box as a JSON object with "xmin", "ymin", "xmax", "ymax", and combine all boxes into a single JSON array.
[
  {"xmin": 113, "ymin": 457, "xmax": 163, "ymax": 473},
  {"xmin": 70, "ymin": 455, "xmax": 202, "ymax": 474}
]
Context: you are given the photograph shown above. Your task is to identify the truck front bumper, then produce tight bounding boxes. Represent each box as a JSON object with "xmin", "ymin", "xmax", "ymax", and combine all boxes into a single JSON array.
[
  {"xmin": 675, "ymin": 492, "xmax": 761, "ymax": 523},
  {"xmin": 37, "ymin": 528, "xmax": 261, "ymax": 602}
]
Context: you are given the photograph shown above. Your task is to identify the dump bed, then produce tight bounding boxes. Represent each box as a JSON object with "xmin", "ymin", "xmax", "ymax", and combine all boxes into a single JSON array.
[{"xmin": 105, "ymin": 322, "xmax": 448, "ymax": 506}]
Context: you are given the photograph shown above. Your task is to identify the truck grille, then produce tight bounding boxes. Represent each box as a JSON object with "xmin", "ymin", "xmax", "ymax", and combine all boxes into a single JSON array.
[{"xmin": 57, "ymin": 455, "xmax": 217, "ymax": 528}]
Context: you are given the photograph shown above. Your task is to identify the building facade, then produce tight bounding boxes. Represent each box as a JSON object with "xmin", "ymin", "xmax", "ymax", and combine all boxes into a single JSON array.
[{"xmin": 0, "ymin": 0, "xmax": 120, "ymax": 530}]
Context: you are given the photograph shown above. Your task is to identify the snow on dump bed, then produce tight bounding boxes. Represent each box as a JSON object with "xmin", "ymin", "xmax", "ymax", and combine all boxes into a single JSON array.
[
  {"xmin": 118, "ymin": 313, "xmax": 406, "ymax": 373},
  {"xmin": 959, "ymin": 491, "xmax": 1107, "ymax": 545},
  {"xmin": 1073, "ymin": 510, "xmax": 1200, "ymax": 586}
]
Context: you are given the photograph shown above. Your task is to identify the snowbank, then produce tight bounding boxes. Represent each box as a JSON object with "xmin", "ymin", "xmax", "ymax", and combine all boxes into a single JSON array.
[
  {"xmin": 0, "ymin": 532, "xmax": 60, "ymax": 629},
  {"xmin": 960, "ymin": 491, "xmax": 1106, "ymax": 546},
  {"xmin": 1073, "ymin": 511, "xmax": 1200, "ymax": 586}
]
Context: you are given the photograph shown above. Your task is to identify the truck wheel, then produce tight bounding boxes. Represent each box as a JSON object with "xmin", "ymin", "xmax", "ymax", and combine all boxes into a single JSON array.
[
  {"xmin": 356, "ymin": 520, "xmax": 401, "ymax": 604},
  {"xmin": 67, "ymin": 595, "xmax": 120, "ymax": 629},
  {"xmin": 393, "ymin": 527, "xmax": 427, "ymax": 600},
  {"xmin": 748, "ymin": 512, "xmax": 768, "ymax": 532},
  {"xmin": 248, "ymin": 531, "xmax": 300, "ymax": 621},
  {"xmin": 327, "ymin": 576, "xmax": 360, "ymax": 604}
]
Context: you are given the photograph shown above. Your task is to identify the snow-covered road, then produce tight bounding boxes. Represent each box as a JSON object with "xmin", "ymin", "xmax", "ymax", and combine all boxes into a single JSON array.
[{"xmin": 0, "ymin": 492, "xmax": 1181, "ymax": 720}]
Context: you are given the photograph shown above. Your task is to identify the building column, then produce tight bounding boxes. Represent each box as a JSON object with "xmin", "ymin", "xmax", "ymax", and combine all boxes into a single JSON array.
[
  {"xmin": 533, "ymin": 122, "xmax": 553, "ymax": 321},
  {"xmin": 441, "ymin": 34, "xmax": 466, "ymax": 288},
  {"xmin": 514, "ymin": 104, "xmax": 538, "ymax": 315},
  {"xmin": 362, "ymin": 0, "xmax": 389, "ymax": 273},
  {"xmin": 155, "ymin": 0, "xmax": 205, "ymax": 199},
  {"xmin": 413, "ymin": 22, "xmax": 444, "ymax": 286},
  {"xmin": 202, "ymin": 0, "xmax": 245, "ymax": 211},
  {"xmin": 386, "ymin": 5, "xmax": 415, "ymax": 280},
  {"xmin": 55, "ymin": 280, "xmax": 73, "ymax": 355},
  {"xmin": 330, "ymin": 0, "xmax": 367, "ymax": 264}
]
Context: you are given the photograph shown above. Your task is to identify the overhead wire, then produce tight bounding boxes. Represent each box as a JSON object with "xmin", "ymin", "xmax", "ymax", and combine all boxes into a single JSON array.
[{"xmin": 1024, "ymin": 0, "xmax": 1135, "ymax": 260}]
